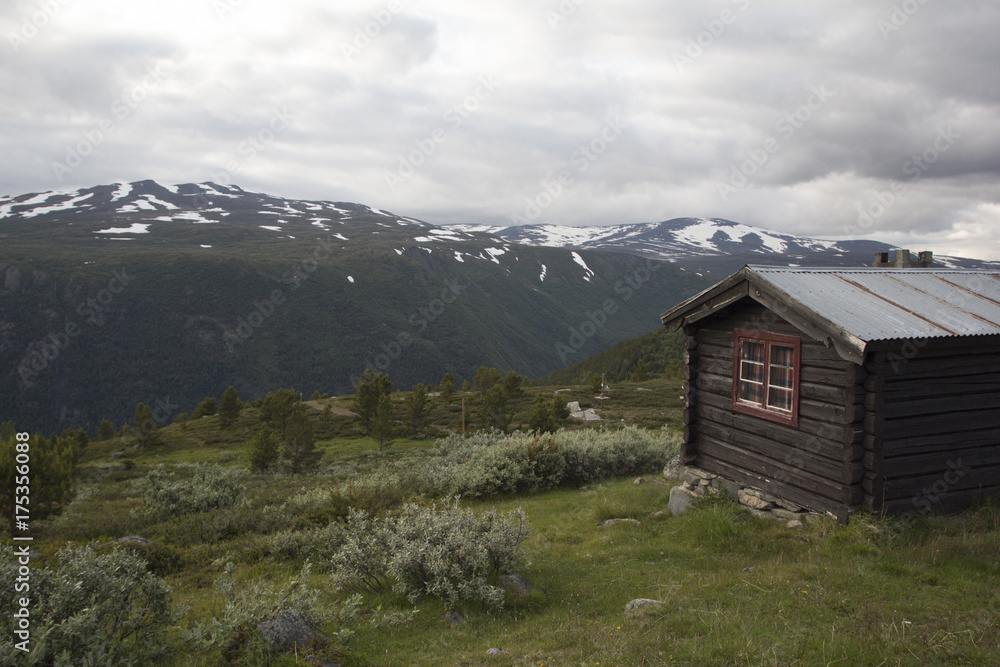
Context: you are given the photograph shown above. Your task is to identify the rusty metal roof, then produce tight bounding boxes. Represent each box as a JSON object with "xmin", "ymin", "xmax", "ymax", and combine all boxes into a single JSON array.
[{"xmin": 661, "ymin": 266, "xmax": 1000, "ymax": 363}]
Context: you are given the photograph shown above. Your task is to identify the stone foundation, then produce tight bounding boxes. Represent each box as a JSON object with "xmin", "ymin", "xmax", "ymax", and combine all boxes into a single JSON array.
[{"xmin": 668, "ymin": 465, "xmax": 825, "ymax": 525}]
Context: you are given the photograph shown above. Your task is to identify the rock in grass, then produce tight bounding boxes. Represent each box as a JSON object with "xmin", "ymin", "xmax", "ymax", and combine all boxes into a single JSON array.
[
  {"xmin": 113, "ymin": 535, "xmax": 152, "ymax": 545},
  {"xmin": 668, "ymin": 485, "xmax": 693, "ymax": 516},
  {"xmin": 487, "ymin": 647, "xmax": 504, "ymax": 655},
  {"xmin": 498, "ymin": 573, "xmax": 534, "ymax": 596},
  {"xmin": 443, "ymin": 611, "xmax": 465, "ymax": 625},
  {"xmin": 257, "ymin": 609, "xmax": 315, "ymax": 653},
  {"xmin": 787, "ymin": 519, "xmax": 804, "ymax": 530},
  {"xmin": 624, "ymin": 598, "xmax": 663, "ymax": 615}
]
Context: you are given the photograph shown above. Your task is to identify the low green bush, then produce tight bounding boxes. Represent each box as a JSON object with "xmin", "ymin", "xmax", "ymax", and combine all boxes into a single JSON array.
[
  {"xmin": 133, "ymin": 464, "xmax": 247, "ymax": 521},
  {"xmin": 0, "ymin": 543, "xmax": 177, "ymax": 666},
  {"xmin": 331, "ymin": 499, "xmax": 530, "ymax": 610}
]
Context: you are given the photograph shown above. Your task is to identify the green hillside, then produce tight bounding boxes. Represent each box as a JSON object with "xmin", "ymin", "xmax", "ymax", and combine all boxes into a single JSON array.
[{"xmin": 2, "ymin": 219, "xmax": 707, "ymax": 433}]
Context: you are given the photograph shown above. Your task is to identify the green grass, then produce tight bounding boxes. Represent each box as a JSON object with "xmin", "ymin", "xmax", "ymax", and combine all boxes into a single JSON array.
[
  {"xmin": 344, "ymin": 484, "xmax": 1000, "ymax": 666},
  {"xmin": 15, "ymin": 386, "xmax": 1000, "ymax": 666}
]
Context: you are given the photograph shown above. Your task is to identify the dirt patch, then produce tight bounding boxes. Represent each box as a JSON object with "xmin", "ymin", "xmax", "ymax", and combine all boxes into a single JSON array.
[{"xmin": 304, "ymin": 401, "xmax": 356, "ymax": 417}]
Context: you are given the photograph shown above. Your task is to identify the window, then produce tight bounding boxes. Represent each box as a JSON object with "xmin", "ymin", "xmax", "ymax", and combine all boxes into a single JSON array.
[{"xmin": 732, "ymin": 330, "xmax": 800, "ymax": 425}]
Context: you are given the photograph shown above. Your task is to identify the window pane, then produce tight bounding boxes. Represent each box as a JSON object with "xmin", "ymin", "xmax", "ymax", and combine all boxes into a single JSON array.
[
  {"xmin": 743, "ymin": 341, "xmax": 764, "ymax": 363},
  {"xmin": 771, "ymin": 345, "xmax": 793, "ymax": 368},
  {"xmin": 767, "ymin": 388, "xmax": 792, "ymax": 411},
  {"xmin": 739, "ymin": 381, "xmax": 763, "ymax": 403},
  {"xmin": 769, "ymin": 364, "xmax": 792, "ymax": 389},
  {"xmin": 742, "ymin": 360, "xmax": 763, "ymax": 383}
]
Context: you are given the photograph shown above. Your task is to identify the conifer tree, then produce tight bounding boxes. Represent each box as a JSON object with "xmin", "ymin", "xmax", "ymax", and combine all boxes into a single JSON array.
[
  {"xmin": 405, "ymin": 383, "xmax": 428, "ymax": 435},
  {"xmin": 218, "ymin": 386, "xmax": 242, "ymax": 428},
  {"xmin": 371, "ymin": 393, "xmax": 396, "ymax": 451},
  {"xmin": 440, "ymin": 372, "xmax": 456, "ymax": 405}
]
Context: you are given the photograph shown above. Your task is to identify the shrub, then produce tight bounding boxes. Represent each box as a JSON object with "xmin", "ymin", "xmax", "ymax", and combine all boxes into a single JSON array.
[
  {"xmin": 259, "ymin": 523, "xmax": 346, "ymax": 567},
  {"xmin": 246, "ymin": 425, "xmax": 281, "ymax": 472},
  {"xmin": 559, "ymin": 426, "xmax": 677, "ymax": 485},
  {"xmin": 184, "ymin": 561, "xmax": 327, "ymax": 662},
  {"xmin": 332, "ymin": 500, "xmax": 530, "ymax": 610},
  {"xmin": 134, "ymin": 464, "xmax": 247, "ymax": 521},
  {"xmin": 0, "ymin": 543, "xmax": 177, "ymax": 666}
]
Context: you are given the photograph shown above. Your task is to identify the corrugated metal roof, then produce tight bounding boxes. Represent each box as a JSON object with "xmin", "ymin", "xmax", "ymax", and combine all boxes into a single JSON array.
[{"xmin": 746, "ymin": 266, "xmax": 1000, "ymax": 342}]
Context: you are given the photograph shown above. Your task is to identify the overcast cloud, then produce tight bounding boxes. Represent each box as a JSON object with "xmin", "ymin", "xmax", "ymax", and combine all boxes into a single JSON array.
[{"xmin": 2, "ymin": 0, "xmax": 999, "ymax": 259}]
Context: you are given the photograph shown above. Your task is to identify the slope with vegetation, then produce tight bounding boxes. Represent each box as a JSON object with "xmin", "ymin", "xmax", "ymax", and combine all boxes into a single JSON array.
[{"xmin": 2, "ymin": 367, "xmax": 999, "ymax": 665}]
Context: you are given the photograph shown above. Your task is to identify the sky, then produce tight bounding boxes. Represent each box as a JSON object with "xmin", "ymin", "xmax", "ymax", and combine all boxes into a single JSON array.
[{"xmin": 2, "ymin": 0, "xmax": 999, "ymax": 260}]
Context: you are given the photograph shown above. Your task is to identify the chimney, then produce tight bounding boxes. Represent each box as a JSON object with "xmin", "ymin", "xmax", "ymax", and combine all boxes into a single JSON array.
[{"xmin": 873, "ymin": 249, "xmax": 933, "ymax": 268}]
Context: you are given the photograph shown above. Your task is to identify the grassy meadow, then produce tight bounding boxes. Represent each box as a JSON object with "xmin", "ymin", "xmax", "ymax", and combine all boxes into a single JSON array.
[{"xmin": 6, "ymin": 378, "xmax": 1000, "ymax": 665}]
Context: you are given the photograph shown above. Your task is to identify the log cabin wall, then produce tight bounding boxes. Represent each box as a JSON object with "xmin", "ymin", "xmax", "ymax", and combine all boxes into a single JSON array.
[
  {"xmin": 685, "ymin": 301, "xmax": 866, "ymax": 515},
  {"xmin": 863, "ymin": 335, "xmax": 1000, "ymax": 514}
]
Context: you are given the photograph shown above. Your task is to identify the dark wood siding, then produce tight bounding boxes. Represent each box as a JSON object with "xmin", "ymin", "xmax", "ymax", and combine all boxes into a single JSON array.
[
  {"xmin": 863, "ymin": 336, "xmax": 1000, "ymax": 514},
  {"xmin": 686, "ymin": 300, "xmax": 865, "ymax": 515}
]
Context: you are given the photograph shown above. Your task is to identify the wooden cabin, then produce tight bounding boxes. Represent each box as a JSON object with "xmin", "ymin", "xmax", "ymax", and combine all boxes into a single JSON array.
[{"xmin": 660, "ymin": 264, "xmax": 1000, "ymax": 520}]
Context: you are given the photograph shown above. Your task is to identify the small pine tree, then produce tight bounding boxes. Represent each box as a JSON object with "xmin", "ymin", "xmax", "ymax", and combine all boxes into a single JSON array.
[
  {"xmin": 246, "ymin": 425, "xmax": 281, "ymax": 472},
  {"xmin": 586, "ymin": 371, "xmax": 603, "ymax": 393},
  {"xmin": 353, "ymin": 370, "xmax": 393, "ymax": 432},
  {"xmin": 97, "ymin": 418, "xmax": 115, "ymax": 441},
  {"xmin": 283, "ymin": 413, "xmax": 321, "ymax": 473},
  {"xmin": 218, "ymin": 386, "xmax": 242, "ymax": 428},
  {"xmin": 258, "ymin": 388, "xmax": 305, "ymax": 437},
  {"xmin": 371, "ymin": 394, "xmax": 396, "ymax": 451},
  {"xmin": 473, "ymin": 366, "xmax": 501, "ymax": 398},
  {"xmin": 552, "ymin": 394, "xmax": 571, "ymax": 421},
  {"xmin": 528, "ymin": 396, "xmax": 556, "ymax": 434},
  {"xmin": 440, "ymin": 373, "xmax": 456, "ymax": 405},
  {"xmin": 502, "ymin": 370, "xmax": 523, "ymax": 399},
  {"xmin": 479, "ymin": 385, "xmax": 511, "ymax": 432},
  {"xmin": 461, "ymin": 379, "xmax": 471, "ymax": 393},
  {"xmin": 193, "ymin": 397, "xmax": 217, "ymax": 419},
  {"xmin": 405, "ymin": 383, "xmax": 428, "ymax": 435},
  {"xmin": 311, "ymin": 390, "xmax": 322, "ymax": 400},
  {"xmin": 631, "ymin": 360, "xmax": 649, "ymax": 383},
  {"xmin": 134, "ymin": 403, "xmax": 161, "ymax": 448}
]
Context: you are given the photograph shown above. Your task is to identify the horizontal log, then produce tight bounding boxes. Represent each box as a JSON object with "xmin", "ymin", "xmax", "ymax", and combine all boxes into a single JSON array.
[
  {"xmin": 880, "ymin": 426, "xmax": 1000, "ymax": 458},
  {"xmin": 696, "ymin": 438, "xmax": 850, "ymax": 512},
  {"xmin": 698, "ymin": 391, "xmax": 861, "ymax": 449},
  {"xmin": 697, "ymin": 419, "xmax": 855, "ymax": 483},
  {"xmin": 684, "ymin": 350, "xmax": 698, "ymax": 365},
  {"xmin": 881, "ymin": 446, "xmax": 1000, "ymax": 480},
  {"xmin": 880, "ymin": 486, "xmax": 1000, "ymax": 515},
  {"xmin": 876, "ymin": 408, "xmax": 1000, "ymax": 440},
  {"xmin": 876, "ymin": 392, "xmax": 1000, "ymax": 419},
  {"xmin": 881, "ymin": 465, "xmax": 1000, "ymax": 502},
  {"xmin": 880, "ymin": 357, "xmax": 1000, "ymax": 380}
]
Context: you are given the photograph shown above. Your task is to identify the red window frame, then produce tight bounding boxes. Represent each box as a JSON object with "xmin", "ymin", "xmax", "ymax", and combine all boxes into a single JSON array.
[{"xmin": 731, "ymin": 330, "xmax": 801, "ymax": 426}]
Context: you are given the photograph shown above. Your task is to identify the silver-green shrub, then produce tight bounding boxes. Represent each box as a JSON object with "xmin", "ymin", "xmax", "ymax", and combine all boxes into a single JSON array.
[
  {"xmin": 0, "ymin": 543, "xmax": 177, "ymax": 666},
  {"xmin": 184, "ymin": 561, "xmax": 324, "ymax": 656},
  {"xmin": 559, "ymin": 426, "xmax": 679, "ymax": 485},
  {"xmin": 261, "ymin": 522, "xmax": 346, "ymax": 568},
  {"xmin": 133, "ymin": 463, "xmax": 247, "ymax": 521},
  {"xmin": 331, "ymin": 500, "xmax": 530, "ymax": 610},
  {"xmin": 422, "ymin": 426, "xmax": 677, "ymax": 498}
]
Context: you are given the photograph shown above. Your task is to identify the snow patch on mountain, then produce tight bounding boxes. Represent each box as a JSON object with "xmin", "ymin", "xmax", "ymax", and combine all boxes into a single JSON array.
[
  {"xmin": 571, "ymin": 251, "xmax": 594, "ymax": 281},
  {"xmin": 97, "ymin": 223, "xmax": 150, "ymax": 234}
]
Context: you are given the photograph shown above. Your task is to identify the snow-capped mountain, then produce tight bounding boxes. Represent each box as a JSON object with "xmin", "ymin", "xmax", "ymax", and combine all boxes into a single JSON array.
[{"xmin": 447, "ymin": 219, "xmax": 997, "ymax": 269}]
